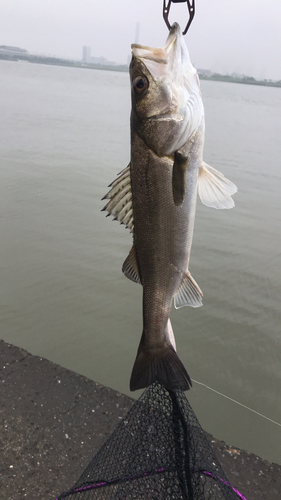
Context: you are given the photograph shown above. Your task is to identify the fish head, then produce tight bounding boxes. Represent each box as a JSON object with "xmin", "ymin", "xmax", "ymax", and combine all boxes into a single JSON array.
[{"xmin": 130, "ymin": 23, "xmax": 204, "ymax": 157}]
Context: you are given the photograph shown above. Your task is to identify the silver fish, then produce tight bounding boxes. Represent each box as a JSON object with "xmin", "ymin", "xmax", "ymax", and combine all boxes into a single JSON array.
[{"xmin": 102, "ymin": 23, "xmax": 237, "ymax": 392}]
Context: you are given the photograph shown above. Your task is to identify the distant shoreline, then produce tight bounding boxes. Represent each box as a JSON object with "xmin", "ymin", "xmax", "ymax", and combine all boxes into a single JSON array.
[
  {"xmin": 1, "ymin": 53, "xmax": 280, "ymax": 88},
  {"xmin": 199, "ymin": 73, "xmax": 281, "ymax": 88},
  {"xmin": 0, "ymin": 53, "xmax": 128, "ymax": 73}
]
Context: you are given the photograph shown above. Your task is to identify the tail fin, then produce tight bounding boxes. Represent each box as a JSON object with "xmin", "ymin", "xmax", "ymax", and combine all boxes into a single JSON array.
[{"xmin": 130, "ymin": 338, "xmax": 192, "ymax": 392}]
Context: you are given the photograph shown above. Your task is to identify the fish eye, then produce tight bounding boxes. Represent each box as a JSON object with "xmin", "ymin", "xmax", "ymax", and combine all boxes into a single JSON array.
[{"xmin": 133, "ymin": 75, "xmax": 149, "ymax": 94}]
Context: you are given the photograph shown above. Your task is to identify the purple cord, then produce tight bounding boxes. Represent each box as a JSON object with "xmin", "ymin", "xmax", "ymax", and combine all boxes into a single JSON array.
[
  {"xmin": 58, "ymin": 471, "xmax": 164, "ymax": 496},
  {"xmin": 202, "ymin": 471, "xmax": 247, "ymax": 500},
  {"xmin": 56, "ymin": 469, "xmax": 166, "ymax": 498},
  {"xmin": 56, "ymin": 467, "xmax": 247, "ymax": 499}
]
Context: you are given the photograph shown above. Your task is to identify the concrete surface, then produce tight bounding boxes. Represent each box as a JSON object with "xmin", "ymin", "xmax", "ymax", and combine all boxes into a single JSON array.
[{"xmin": 1, "ymin": 340, "xmax": 280, "ymax": 500}]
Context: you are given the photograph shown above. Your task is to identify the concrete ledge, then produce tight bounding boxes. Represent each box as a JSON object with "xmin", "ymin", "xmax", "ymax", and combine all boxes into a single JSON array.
[{"xmin": 1, "ymin": 339, "xmax": 280, "ymax": 500}]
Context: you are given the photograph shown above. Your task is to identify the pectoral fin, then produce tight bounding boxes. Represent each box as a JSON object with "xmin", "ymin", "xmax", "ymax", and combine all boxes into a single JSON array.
[
  {"xmin": 174, "ymin": 271, "xmax": 203, "ymax": 309},
  {"xmin": 198, "ymin": 162, "xmax": 237, "ymax": 209},
  {"xmin": 122, "ymin": 245, "xmax": 141, "ymax": 284},
  {"xmin": 172, "ymin": 152, "xmax": 188, "ymax": 206}
]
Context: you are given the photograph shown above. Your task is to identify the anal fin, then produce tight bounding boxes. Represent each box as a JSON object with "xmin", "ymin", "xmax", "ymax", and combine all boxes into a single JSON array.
[
  {"xmin": 174, "ymin": 271, "xmax": 203, "ymax": 309},
  {"xmin": 167, "ymin": 318, "xmax": 176, "ymax": 351}
]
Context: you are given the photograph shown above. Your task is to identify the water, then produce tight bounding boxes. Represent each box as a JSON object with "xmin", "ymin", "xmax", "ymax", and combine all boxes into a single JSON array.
[{"xmin": 1, "ymin": 59, "xmax": 281, "ymax": 464}]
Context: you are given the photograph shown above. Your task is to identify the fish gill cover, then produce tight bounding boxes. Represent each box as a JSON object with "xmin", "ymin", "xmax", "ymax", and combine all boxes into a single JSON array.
[{"xmin": 56, "ymin": 382, "xmax": 245, "ymax": 500}]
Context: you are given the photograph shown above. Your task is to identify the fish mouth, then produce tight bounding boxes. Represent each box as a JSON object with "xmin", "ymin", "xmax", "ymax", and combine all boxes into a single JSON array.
[
  {"xmin": 131, "ymin": 23, "xmax": 182, "ymax": 72},
  {"xmin": 165, "ymin": 22, "xmax": 181, "ymax": 52},
  {"xmin": 131, "ymin": 22, "xmax": 180, "ymax": 54}
]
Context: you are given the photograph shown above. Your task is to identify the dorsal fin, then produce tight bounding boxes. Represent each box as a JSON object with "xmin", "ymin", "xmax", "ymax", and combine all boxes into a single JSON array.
[{"xmin": 102, "ymin": 164, "xmax": 134, "ymax": 232}]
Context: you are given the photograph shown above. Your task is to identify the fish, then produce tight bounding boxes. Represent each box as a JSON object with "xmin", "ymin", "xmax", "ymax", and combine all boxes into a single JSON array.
[{"xmin": 102, "ymin": 23, "xmax": 237, "ymax": 392}]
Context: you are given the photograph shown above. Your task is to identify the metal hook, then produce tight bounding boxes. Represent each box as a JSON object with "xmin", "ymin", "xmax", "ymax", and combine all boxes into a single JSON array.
[{"xmin": 163, "ymin": 0, "xmax": 195, "ymax": 35}]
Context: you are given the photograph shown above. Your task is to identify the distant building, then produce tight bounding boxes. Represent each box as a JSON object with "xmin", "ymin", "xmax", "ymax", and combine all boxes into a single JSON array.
[
  {"xmin": 0, "ymin": 45, "xmax": 28, "ymax": 57},
  {"xmin": 89, "ymin": 56, "xmax": 116, "ymax": 66},
  {"xmin": 82, "ymin": 46, "xmax": 91, "ymax": 63}
]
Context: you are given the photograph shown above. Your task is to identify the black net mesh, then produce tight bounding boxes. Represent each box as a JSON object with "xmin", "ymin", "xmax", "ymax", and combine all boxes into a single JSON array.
[{"xmin": 56, "ymin": 382, "xmax": 245, "ymax": 500}]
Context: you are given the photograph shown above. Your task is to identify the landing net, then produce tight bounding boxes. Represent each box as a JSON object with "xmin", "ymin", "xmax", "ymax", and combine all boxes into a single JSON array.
[{"xmin": 56, "ymin": 382, "xmax": 246, "ymax": 500}]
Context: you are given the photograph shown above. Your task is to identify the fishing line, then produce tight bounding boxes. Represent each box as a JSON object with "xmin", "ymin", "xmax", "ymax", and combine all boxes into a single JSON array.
[{"xmin": 192, "ymin": 379, "xmax": 281, "ymax": 428}]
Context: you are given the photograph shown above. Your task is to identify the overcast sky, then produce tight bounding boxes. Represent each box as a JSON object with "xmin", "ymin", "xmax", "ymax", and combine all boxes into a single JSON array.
[{"xmin": 1, "ymin": 0, "xmax": 280, "ymax": 80}]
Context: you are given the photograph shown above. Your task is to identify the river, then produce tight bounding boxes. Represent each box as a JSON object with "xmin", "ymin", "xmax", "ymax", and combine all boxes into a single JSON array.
[{"xmin": 1, "ymin": 59, "xmax": 281, "ymax": 464}]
